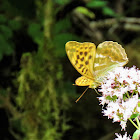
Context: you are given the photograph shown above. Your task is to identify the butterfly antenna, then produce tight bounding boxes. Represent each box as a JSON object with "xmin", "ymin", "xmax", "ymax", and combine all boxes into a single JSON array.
[
  {"xmin": 75, "ymin": 87, "xmax": 89, "ymax": 103},
  {"xmin": 94, "ymin": 88, "xmax": 101, "ymax": 96}
]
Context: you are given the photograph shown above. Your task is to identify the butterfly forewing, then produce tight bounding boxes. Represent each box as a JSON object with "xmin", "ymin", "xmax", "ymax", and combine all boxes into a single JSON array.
[
  {"xmin": 65, "ymin": 41, "xmax": 96, "ymax": 80},
  {"xmin": 94, "ymin": 41, "xmax": 128, "ymax": 80}
]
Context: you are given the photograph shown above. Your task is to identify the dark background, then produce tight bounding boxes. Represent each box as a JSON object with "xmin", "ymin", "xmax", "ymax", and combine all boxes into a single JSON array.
[{"xmin": 0, "ymin": 0, "xmax": 139, "ymax": 140}]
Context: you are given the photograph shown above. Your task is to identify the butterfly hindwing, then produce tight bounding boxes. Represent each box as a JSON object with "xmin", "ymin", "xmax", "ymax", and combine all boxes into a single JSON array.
[
  {"xmin": 94, "ymin": 41, "xmax": 128, "ymax": 80},
  {"xmin": 75, "ymin": 76, "xmax": 94, "ymax": 86},
  {"xmin": 65, "ymin": 41, "xmax": 96, "ymax": 80}
]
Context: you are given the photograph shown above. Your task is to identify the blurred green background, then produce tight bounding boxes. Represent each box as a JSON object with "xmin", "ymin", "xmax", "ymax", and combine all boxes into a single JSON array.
[{"xmin": 0, "ymin": 0, "xmax": 139, "ymax": 140}]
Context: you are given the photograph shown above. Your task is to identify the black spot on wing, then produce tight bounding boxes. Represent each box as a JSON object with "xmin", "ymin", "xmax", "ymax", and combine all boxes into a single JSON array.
[
  {"xmin": 75, "ymin": 60, "xmax": 78, "ymax": 65},
  {"xmin": 84, "ymin": 52, "xmax": 87, "ymax": 56},
  {"xmin": 82, "ymin": 68, "xmax": 85, "ymax": 73},
  {"xmin": 77, "ymin": 55, "xmax": 80, "ymax": 59},
  {"xmin": 79, "ymin": 64, "xmax": 83, "ymax": 69},
  {"xmin": 89, "ymin": 55, "xmax": 92, "ymax": 59},
  {"xmin": 81, "ymin": 57, "xmax": 84, "ymax": 61},
  {"xmin": 85, "ymin": 61, "xmax": 89, "ymax": 65}
]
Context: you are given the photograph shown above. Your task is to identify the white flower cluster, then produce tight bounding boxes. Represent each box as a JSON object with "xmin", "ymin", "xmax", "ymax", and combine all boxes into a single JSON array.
[
  {"xmin": 98, "ymin": 66, "xmax": 140, "ymax": 130},
  {"xmin": 114, "ymin": 132, "xmax": 132, "ymax": 140}
]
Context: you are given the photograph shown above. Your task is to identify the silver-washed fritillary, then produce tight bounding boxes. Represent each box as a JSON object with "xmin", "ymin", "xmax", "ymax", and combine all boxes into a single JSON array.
[{"xmin": 65, "ymin": 41, "xmax": 128, "ymax": 89}]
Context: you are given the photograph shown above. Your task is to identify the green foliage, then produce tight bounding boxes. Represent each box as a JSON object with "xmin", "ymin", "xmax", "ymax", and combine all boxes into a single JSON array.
[
  {"xmin": 133, "ymin": 130, "xmax": 140, "ymax": 140},
  {"xmin": 8, "ymin": 19, "xmax": 21, "ymax": 30},
  {"xmin": 138, "ymin": 101, "xmax": 140, "ymax": 107},
  {"xmin": 28, "ymin": 23, "xmax": 44, "ymax": 46},
  {"xmin": 74, "ymin": 6, "xmax": 95, "ymax": 19},
  {"xmin": 53, "ymin": 18, "xmax": 71, "ymax": 35},
  {"xmin": 5, "ymin": 0, "xmax": 36, "ymax": 18},
  {"xmin": 0, "ymin": 0, "xmax": 139, "ymax": 139},
  {"xmin": 102, "ymin": 7, "xmax": 116, "ymax": 16},
  {"xmin": 54, "ymin": 0, "xmax": 70, "ymax": 5},
  {"xmin": 0, "ymin": 14, "xmax": 21, "ymax": 60},
  {"xmin": 0, "ymin": 15, "xmax": 7, "ymax": 23},
  {"xmin": 16, "ymin": 51, "xmax": 70, "ymax": 140},
  {"xmin": 106, "ymin": 95, "xmax": 117, "ymax": 101},
  {"xmin": 130, "ymin": 113, "xmax": 139, "ymax": 119},
  {"xmin": 0, "ymin": 34, "xmax": 13, "ymax": 60},
  {"xmin": 52, "ymin": 17, "xmax": 80, "ymax": 57},
  {"xmin": 12, "ymin": 1, "xmax": 71, "ymax": 140},
  {"xmin": 0, "ymin": 0, "xmax": 72, "ymax": 139},
  {"xmin": 86, "ymin": 0, "xmax": 117, "ymax": 17},
  {"xmin": 53, "ymin": 33, "xmax": 79, "ymax": 57},
  {"xmin": 86, "ymin": 0, "xmax": 107, "ymax": 8}
]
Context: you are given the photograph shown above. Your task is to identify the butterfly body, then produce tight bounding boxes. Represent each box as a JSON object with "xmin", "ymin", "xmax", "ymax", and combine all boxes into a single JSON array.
[{"xmin": 65, "ymin": 41, "xmax": 128, "ymax": 88}]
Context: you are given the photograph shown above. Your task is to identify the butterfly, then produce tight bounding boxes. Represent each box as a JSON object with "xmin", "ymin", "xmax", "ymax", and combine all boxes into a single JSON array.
[{"xmin": 65, "ymin": 41, "xmax": 128, "ymax": 91}]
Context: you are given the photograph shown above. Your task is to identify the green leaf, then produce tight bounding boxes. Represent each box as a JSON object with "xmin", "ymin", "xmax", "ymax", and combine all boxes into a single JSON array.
[
  {"xmin": 8, "ymin": 20, "xmax": 21, "ymax": 30},
  {"xmin": 133, "ymin": 130, "xmax": 140, "ymax": 140},
  {"xmin": 102, "ymin": 7, "xmax": 116, "ymax": 16},
  {"xmin": 0, "ymin": 25, "xmax": 13, "ymax": 39},
  {"xmin": 138, "ymin": 102, "xmax": 140, "ymax": 107},
  {"xmin": 54, "ymin": 18, "xmax": 71, "ymax": 34},
  {"xmin": 106, "ymin": 95, "xmax": 117, "ymax": 101},
  {"xmin": 28, "ymin": 23, "xmax": 43, "ymax": 45},
  {"xmin": 53, "ymin": 33, "xmax": 79, "ymax": 57},
  {"xmin": 86, "ymin": 1, "xmax": 107, "ymax": 8},
  {"xmin": 74, "ymin": 6, "xmax": 95, "ymax": 18},
  {"xmin": 54, "ymin": 0, "xmax": 70, "ymax": 5},
  {"xmin": 0, "ymin": 14, "xmax": 7, "ymax": 23},
  {"xmin": 130, "ymin": 113, "xmax": 139, "ymax": 119},
  {"xmin": 28, "ymin": 23, "xmax": 41, "ymax": 36},
  {"xmin": 0, "ymin": 34, "xmax": 14, "ymax": 60}
]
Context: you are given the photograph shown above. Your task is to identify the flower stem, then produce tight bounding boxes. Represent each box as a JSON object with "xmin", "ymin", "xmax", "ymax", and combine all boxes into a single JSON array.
[
  {"xmin": 126, "ymin": 91, "xmax": 130, "ymax": 98},
  {"xmin": 129, "ymin": 118, "xmax": 139, "ymax": 130},
  {"xmin": 136, "ymin": 117, "xmax": 140, "ymax": 129}
]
